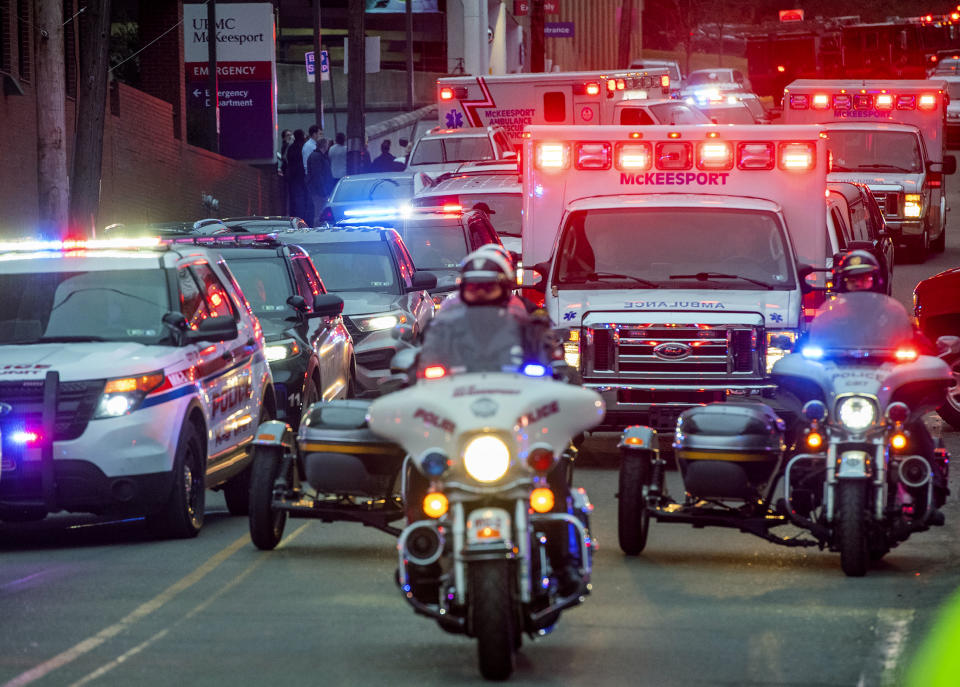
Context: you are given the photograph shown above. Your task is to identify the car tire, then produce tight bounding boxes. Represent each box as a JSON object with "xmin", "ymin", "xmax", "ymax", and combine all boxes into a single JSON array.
[
  {"xmin": 301, "ymin": 376, "xmax": 320, "ymax": 419},
  {"xmin": 937, "ymin": 352, "xmax": 960, "ymax": 430},
  {"xmin": 147, "ymin": 421, "xmax": 205, "ymax": 539}
]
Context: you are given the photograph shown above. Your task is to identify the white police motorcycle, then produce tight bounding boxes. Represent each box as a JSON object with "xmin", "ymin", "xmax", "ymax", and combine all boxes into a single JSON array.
[{"xmin": 368, "ymin": 363, "xmax": 604, "ymax": 680}]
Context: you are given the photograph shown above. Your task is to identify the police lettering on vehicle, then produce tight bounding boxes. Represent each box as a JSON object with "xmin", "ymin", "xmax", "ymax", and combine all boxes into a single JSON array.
[{"xmin": 620, "ymin": 172, "xmax": 730, "ymax": 186}]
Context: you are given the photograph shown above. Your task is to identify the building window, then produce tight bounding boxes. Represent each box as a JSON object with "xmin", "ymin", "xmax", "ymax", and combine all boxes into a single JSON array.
[{"xmin": 16, "ymin": 0, "xmax": 29, "ymax": 82}]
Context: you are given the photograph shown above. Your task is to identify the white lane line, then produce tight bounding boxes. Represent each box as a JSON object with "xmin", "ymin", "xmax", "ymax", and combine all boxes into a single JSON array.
[
  {"xmin": 857, "ymin": 608, "xmax": 915, "ymax": 687},
  {"xmin": 2, "ymin": 533, "xmax": 251, "ymax": 687},
  {"xmin": 67, "ymin": 522, "xmax": 312, "ymax": 687}
]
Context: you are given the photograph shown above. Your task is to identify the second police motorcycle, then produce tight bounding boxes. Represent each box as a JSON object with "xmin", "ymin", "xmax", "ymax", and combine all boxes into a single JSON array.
[{"xmin": 618, "ymin": 252, "xmax": 956, "ymax": 576}]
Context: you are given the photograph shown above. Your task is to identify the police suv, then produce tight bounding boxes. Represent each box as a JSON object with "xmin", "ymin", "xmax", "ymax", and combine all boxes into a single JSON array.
[
  {"xmin": 522, "ymin": 124, "xmax": 829, "ymax": 430},
  {"xmin": 0, "ymin": 237, "xmax": 274, "ymax": 537}
]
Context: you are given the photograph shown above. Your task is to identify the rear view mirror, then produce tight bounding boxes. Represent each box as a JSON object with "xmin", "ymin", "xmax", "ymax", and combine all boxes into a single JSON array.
[
  {"xmin": 927, "ymin": 156, "xmax": 958, "ymax": 175},
  {"xmin": 846, "ymin": 240, "xmax": 875, "ymax": 252},
  {"xmin": 798, "ymin": 264, "xmax": 830, "ymax": 293},
  {"xmin": 287, "ymin": 295, "xmax": 308, "ymax": 312},
  {"xmin": 186, "ymin": 315, "xmax": 238, "ymax": 343},
  {"xmin": 310, "ymin": 294, "xmax": 344, "ymax": 318},
  {"xmin": 411, "ymin": 270, "xmax": 438, "ymax": 291}
]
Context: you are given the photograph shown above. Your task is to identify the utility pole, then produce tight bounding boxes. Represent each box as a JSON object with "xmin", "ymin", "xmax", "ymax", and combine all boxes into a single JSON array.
[
  {"xmin": 312, "ymin": 0, "xmax": 324, "ymax": 130},
  {"xmin": 530, "ymin": 0, "xmax": 545, "ymax": 72},
  {"xmin": 207, "ymin": 0, "xmax": 220, "ymax": 153},
  {"xmin": 36, "ymin": 0, "xmax": 69, "ymax": 236},
  {"xmin": 70, "ymin": 0, "xmax": 112, "ymax": 237},
  {"xmin": 346, "ymin": 0, "xmax": 365, "ymax": 175},
  {"xmin": 405, "ymin": 0, "xmax": 414, "ymax": 110}
]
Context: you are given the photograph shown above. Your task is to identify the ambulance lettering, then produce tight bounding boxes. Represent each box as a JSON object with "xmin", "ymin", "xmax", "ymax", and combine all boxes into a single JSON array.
[
  {"xmin": 482, "ymin": 107, "xmax": 535, "ymax": 140},
  {"xmin": 624, "ymin": 301, "xmax": 726, "ymax": 309},
  {"xmin": 620, "ymin": 172, "xmax": 730, "ymax": 186},
  {"xmin": 834, "ymin": 110, "xmax": 894, "ymax": 120}
]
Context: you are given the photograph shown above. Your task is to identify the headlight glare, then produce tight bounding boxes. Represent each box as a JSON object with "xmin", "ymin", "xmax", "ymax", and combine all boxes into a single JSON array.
[
  {"xmin": 356, "ymin": 311, "xmax": 407, "ymax": 332},
  {"xmin": 766, "ymin": 330, "xmax": 797, "ymax": 373},
  {"xmin": 463, "ymin": 435, "xmax": 511, "ymax": 483},
  {"xmin": 94, "ymin": 371, "xmax": 165, "ymax": 419},
  {"xmin": 264, "ymin": 339, "xmax": 301, "ymax": 362},
  {"xmin": 904, "ymin": 194, "xmax": 922, "ymax": 218},
  {"xmin": 837, "ymin": 396, "xmax": 876, "ymax": 431}
]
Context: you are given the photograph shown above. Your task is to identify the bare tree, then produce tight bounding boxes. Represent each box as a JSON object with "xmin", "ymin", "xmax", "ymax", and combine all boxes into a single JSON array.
[
  {"xmin": 70, "ymin": 0, "xmax": 113, "ymax": 236},
  {"xmin": 36, "ymin": 0, "xmax": 70, "ymax": 235}
]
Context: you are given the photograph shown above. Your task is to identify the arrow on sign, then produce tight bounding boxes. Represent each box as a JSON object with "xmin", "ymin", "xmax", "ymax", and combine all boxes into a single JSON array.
[{"xmin": 193, "ymin": 89, "xmax": 202, "ymax": 98}]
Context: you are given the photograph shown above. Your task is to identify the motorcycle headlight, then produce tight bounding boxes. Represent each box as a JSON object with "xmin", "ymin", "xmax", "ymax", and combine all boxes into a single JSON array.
[
  {"xmin": 766, "ymin": 330, "xmax": 797, "ymax": 374},
  {"xmin": 264, "ymin": 338, "xmax": 301, "ymax": 362},
  {"xmin": 463, "ymin": 435, "xmax": 511, "ymax": 483},
  {"xmin": 94, "ymin": 371, "xmax": 165, "ymax": 419},
  {"xmin": 837, "ymin": 396, "xmax": 877, "ymax": 431},
  {"xmin": 355, "ymin": 311, "xmax": 408, "ymax": 332}
]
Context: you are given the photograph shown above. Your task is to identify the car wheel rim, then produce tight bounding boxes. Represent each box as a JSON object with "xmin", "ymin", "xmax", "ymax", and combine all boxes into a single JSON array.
[{"xmin": 184, "ymin": 447, "xmax": 203, "ymax": 528}]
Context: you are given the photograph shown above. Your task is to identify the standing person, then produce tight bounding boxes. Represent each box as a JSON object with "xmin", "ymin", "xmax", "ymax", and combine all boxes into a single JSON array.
[
  {"xmin": 359, "ymin": 136, "xmax": 372, "ymax": 172},
  {"xmin": 329, "ymin": 132, "xmax": 347, "ymax": 183},
  {"xmin": 306, "ymin": 138, "xmax": 334, "ymax": 225},
  {"xmin": 278, "ymin": 129, "xmax": 293, "ymax": 175},
  {"xmin": 286, "ymin": 129, "xmax": 309, "ymax": 222},
  {"xmin": 301, "ymin": 124, "xmax": 322, "ymax": 176},
  {"xmin": 368, "ymin": 139, "xmax": 405, "ymax": 173}
]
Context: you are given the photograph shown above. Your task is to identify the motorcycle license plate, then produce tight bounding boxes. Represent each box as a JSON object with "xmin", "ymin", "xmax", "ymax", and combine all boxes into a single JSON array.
[
  {"xmin": 648, "ymin": 405, "xmax": 685, "ymax": 431},
  {"xmin": 466, "ymin": 508, "xmax": 512, "ymax": 547}
]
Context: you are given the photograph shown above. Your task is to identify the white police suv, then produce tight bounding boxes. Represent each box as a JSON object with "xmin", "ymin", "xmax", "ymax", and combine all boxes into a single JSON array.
[{"xmin": 0, "ymin": 237, "xmax": 274, "ymax": 537}]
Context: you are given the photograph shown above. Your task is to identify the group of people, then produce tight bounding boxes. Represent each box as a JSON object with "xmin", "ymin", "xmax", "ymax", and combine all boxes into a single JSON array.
[{"xmin": 279, "ymin": 126, "xmax": 409, "ymax": 225}]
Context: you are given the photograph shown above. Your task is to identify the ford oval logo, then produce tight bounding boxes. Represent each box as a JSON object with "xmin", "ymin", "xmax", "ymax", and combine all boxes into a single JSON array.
[{"xmin": 653, "ymin": 342, "xmax": 692, "ymax": 360}]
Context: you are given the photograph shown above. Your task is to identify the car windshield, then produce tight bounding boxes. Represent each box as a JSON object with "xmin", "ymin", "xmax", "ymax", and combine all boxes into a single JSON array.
[
  {"xmin": 649, "ymin": 102, "xmax": 712, "ymax": 124},
  {"xmin": 398, "ymin": 220, "xmax": 469, "ymax": 270},
  {"xmin": 554, "ymin": 208, "xmax": 794, "ymax": 289},
  {"xmin": 410, "ymin": 138, "xmax": 494, "ymax": 166},
  {"xmin": 808, "ymin": 293, "xmax": 915, "ymax": 350},
  {"xmin": 460, "ymin": 193, "xmax": 522, "ymax": 237},
  {"xmin": 332, "ymin": 177, "xmax": 413, "ymax": 202},
  {"xmin": 300, "ymin": 241, "xmax": 400, "ymax": 293},
  {"xmin": 701, "ymin": 105, "xmax": 755, "ymax": 124},
  {"xmin": 827, "ymin": 130, "xmax": 923, "ymax": 173},
  {"xmin": 687, "ymin": 70, "xmax": 735, "ymax": 86},
  {"xmin": 225, "ymin": 257, "xmax": 295, "ymax": 318},
  {"xmin": 0, "ymin": 267, "xmax": 171, "ymax": 344}
]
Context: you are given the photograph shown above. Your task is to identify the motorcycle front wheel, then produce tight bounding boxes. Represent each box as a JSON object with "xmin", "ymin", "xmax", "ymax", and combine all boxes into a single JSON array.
[
  {"xmin": 618, "ymin": 454, "xmax": 651, "ymax": 555},
  {"xmin": 248, "ymin": 445, "xmax": 288, "ymax": 550},
  {"xmin": 469, "ymin": 560, "xmax": 516, "ymax": 680},
  {"xmin": 836, "ymin": 480, "xmax": 869, "ymax": 577}
]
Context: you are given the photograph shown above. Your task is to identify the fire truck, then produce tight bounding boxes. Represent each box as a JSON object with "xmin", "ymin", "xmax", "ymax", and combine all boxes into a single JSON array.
[
  {"xmin": 782, "ymin": 79, "xmax": 957, "ymax": 260},
  {"xmin": 521, "ymin": 124, "xmax": 828, "ymax": 430},
  {"xmin": 437, "ymin": 69, "xmax": 672, "ymax": 147}
]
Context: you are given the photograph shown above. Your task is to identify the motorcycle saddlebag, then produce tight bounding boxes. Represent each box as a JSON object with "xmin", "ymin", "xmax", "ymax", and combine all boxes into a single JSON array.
[
  {"xmin": 297, "ymin": 400, "xmax": 405, "ymax": 497},
  {"xmin": 674, "ymin": 402, "xmax": 785, "ymax": 499}
]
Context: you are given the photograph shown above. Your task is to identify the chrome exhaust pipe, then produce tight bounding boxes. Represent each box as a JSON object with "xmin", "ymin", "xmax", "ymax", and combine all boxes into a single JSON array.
[
  {"xmin": 402, "ymin": 522, "xmax": 444, "ymax": 566},
  {"xmin": 898, "ymin": 456, "xmax": 932, "ymax": 489}
]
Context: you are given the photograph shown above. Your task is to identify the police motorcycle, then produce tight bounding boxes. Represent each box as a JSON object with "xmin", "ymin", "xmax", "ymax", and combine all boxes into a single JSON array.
[{"xmin": 617, "ymin": 252, "xmax": 955, "ymax": 577}]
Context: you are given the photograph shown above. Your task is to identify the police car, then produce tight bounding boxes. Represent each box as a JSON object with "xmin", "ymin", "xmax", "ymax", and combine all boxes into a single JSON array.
[{"xmin": 0, "ymin": 237, "xmax": 274, "ymax": 537}]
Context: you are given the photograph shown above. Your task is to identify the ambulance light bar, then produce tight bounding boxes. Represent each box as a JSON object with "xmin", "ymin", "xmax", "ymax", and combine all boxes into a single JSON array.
[
  {"xmin": 0, "ymin": 237, "xmax": 165, "ymax": 253},
  {"xmin": 439, "ymin": 87, "xmax": 454, "ymax": 100},
  {"xmin": 788, "ymin": 91, "xmax": 938, "ymax": 111},
  {"xmin": 438, "ymin": 86, "xmax": 467, "ymax": 101},
  {"xmin": 535, "ymin": 139, "xmax": 815, "ymax": 172},
  {"xmin": 585, "ymin": 82, "xmax": 600, "ymax": 96},
  {"xmin": 661, "ymin": 75, "xmax": 670, "ymax": 88}
]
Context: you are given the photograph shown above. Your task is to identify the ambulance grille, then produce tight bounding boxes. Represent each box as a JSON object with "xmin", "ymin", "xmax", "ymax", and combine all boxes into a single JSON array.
[
  {"xmin": 871, "ymin": 192, "xmax": 900, "ymax": 218},
  {"xmin": 0, "ymin": 380, "xmax": 105, "ymax": 442},
  {"xmin": 587, "ymin": 324, "xmax": 760, "ymax": 378}
]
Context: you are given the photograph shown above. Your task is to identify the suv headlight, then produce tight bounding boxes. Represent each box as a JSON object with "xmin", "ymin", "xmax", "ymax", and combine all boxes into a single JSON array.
[
  {"xmin": 355, "ymin": 311, "xmax": 408, "ymax": 332},
  {"xmin": 766, "ymin": 330, "xmax": 797, "ymax": 374},
  {"xmin": 94, "ymin": 371, "xmax": 165, "ymax": 419},
  {"xmin": 264, "ymin": 338, "xmax": 301, "ymax": 362},
  {"xmin": 904, "ymin": 194, "xmax": 922, "ymax": 218},
  {"xmin": 837, "ymin": 396, "xmax": 877, "ymax": 431},
  {"xmin": 463, "ymin": 435, "xmax": 511, "ymax": 483}
]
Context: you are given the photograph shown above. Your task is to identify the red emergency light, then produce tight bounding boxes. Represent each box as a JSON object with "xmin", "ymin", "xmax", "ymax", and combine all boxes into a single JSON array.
[
  {"xmin": 607, "ymin": 79, "xmax": 617, "ymax": 93},
  {"xmin": 779, "ymin": 142, "xmax": 815, "ymax": 171},
  {"xmin": 832, "ymin": 94, "xmax": 852, "ymax": 109},
  {"xmin": 875, "ymin": 94, "xmax": 894, "ymax": 110},
  {"xmin": 575, "ymin": 142, "xmax": 612, "ymax": 170},
  {"xmin": 660, "ymin": 74, "xmax": 670, "ymax": 88},
  {"xmin": 615, "ymin": 142, "xmax": 652, "ymax": 170},
  {"xmin": 656, "ymin": 141, "xmax": 693, "ymax": 170},
  {"xmin": 616, "ymin": 78, "xmax": 626, "ymax": 90},
  {"xmin": 737, "ymin": 142, "xmax": 776, "ymax": 170},
  {"xmin": 696, "ymin": 141, "xmax": 733, "ymax": 170},
  {"xmin": 439, "ymin": 87, "xmax": 454, "ymax": 101},
  {"xmin": 897, "ymin": 95, "xmax": 917, "ymax": 109},
  {"xmin": 788, "ymin": 94, "xmax": 808, "ymax": 109},
  {"xmin": 811, "ymin": 94, "xmax": 829, "ymax": 110},
  {"xmin": 535, "ymin": 142, "xmax": 570, "ymax": 170},
  {"xmin": 585, "ymin": 82, "xmax": 600, "ymax": 96},
  {"xmin": 918, "ymin": 94, "xmax": 938, "ymax": 110}
]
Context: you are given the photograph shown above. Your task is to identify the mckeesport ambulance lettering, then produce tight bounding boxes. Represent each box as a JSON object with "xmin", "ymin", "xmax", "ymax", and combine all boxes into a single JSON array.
[
  {"xmin": 834, "ymin": 110, "xmax": 894, "ymax": 119},
  {"xmin": 620, "ymin": 172, "xmax": 730, "ymax": 186}
]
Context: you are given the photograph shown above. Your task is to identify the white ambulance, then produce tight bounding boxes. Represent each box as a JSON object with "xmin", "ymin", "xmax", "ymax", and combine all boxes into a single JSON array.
[
  {"xmin": 437, "ymin": 69, "xmax": 672, "ymax": 147},
  {"xmin": 781, "ymin": 79, "xmax": 957, "ymax": 260},
  {"xmin": 522, "ymin": 124, "xmax": 828, "ymax": 430}
]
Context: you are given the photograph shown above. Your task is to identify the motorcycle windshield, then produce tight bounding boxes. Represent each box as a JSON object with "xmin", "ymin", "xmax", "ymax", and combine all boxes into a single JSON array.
[{"xmin": 807, "ymin": 293, "xmax": 915, "ymax": 351}]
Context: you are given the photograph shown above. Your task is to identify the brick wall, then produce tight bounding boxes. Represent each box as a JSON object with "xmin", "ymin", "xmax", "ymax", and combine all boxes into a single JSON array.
[{"xmin": 0, "ymin": 83, "xmax": 282, "ymax": 237}]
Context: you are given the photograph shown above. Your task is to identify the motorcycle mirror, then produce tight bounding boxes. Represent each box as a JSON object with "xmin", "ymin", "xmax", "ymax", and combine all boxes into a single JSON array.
[{"xmin": 936, "ymin": 335, "xmax": 960, "ymax": 357}]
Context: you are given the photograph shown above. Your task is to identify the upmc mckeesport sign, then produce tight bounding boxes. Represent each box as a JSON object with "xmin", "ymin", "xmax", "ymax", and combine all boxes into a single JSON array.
[{"xmin": 184, "ymin": 3, "xmax": 277, "ymax": 163}]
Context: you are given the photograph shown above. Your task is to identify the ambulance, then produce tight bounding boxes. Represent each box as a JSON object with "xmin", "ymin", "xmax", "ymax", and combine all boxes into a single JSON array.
[
  {"xmin": 522, "ymin": 124, "xmax": 828, "ymax": 430},
  {"xmin": 437, "ymin": 69, "xmax": 672, "ymax": 146},
  {"xmin": 781, "ymin": 79, "xmax": 957, "ymax": 260}
]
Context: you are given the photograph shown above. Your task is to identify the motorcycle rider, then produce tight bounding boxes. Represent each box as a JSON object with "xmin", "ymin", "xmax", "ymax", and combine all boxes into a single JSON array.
[
  {"xmin": 410, "ymin": 248, "xmax": 583, "ymax": 594},
  {"xmin": 826, "ymin": 251, "xmax": 947, "ymax": 508}
]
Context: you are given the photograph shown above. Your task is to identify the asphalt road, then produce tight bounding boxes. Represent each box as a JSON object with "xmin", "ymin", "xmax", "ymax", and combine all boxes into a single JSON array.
[{"xmin": 2, "ymin": 185, "xmax": 960, "ymax": 687}]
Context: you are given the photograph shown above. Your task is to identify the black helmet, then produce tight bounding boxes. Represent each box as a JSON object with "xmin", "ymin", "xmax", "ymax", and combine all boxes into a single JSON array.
[
  {"xmin": 458, "ymin": 248, "xmax": 514, "ymax": 306},
  {"xmin": 834, "ymin": 250, "xmax": 881, "ymax": 293}
]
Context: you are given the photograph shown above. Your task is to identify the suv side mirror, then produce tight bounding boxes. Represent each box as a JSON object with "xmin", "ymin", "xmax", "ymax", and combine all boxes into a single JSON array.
[
  {"xmin": 798, "ymin": 264, "xmax": 829, "ymax": 293},
  {"xmin": 310, "ymin": 294, "xmax": 344, "ymax": 318},
  {"xmin": 846, "ymin": 240, "xmax": 875, "ymax": 252},
  {"xmin": 927, "ymin": 156, "xmax": 958, "ymax": 175},
  {"xmin": 287, "ymin": 294, "xmax": 308, "ymax": 312},
  {"xmin": 410, "ymin": 270, "xmax": 438, "ymax": 291},
  {"xmin": 186, "ymin": 315, "xmax": 239, "ymax": 343}
]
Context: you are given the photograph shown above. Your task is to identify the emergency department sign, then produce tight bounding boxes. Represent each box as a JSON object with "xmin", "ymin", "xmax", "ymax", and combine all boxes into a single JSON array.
[{"xmin": 184, "ymin": 3, "xmax": 277, "ymax": 163}]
